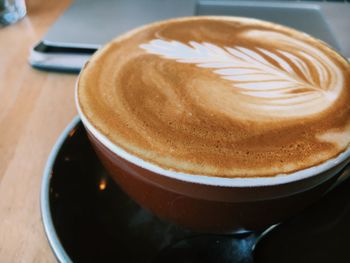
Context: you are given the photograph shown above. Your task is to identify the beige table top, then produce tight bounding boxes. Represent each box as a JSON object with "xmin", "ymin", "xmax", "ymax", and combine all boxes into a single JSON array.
[{"xmin": 0, "ymin": 0, "xmax": 75, "ymax": 261}]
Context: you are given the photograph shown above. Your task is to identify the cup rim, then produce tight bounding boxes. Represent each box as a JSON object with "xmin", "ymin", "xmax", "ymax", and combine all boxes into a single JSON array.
[
  {"xmin": 76, "ymin": 89, "xmax": 350, "ymax": 188},
  {"xmin": 75, "ymin": 16, "xmax": 350, "ymax": 188}
]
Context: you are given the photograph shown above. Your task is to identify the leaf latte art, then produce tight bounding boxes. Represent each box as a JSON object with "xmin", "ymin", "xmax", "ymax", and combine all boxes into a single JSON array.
[
  {"xmin": 140, "ymin": 30, "xmax": 343, "ymax": 118},
  {"xmin": 78, "ymin": 17, "xmax": 350, "ymax": 178}
]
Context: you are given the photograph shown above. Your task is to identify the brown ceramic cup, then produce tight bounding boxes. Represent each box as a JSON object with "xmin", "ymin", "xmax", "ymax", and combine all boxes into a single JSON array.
[
  {"xmin": 76, "ymin": 87, "xmax": 350, "ymax": 233},
  {"xmin": 75, "ymin": 15, "xmax": 350, "ymax": 233}
]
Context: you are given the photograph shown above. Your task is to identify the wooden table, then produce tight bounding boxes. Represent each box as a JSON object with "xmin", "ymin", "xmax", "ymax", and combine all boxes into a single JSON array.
[{"xmin": 0, "ymin": 0, "xmax": 74, "ymax": 261}]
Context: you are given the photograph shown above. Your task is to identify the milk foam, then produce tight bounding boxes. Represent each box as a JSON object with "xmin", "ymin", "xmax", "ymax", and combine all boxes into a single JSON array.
[
  {"xmin": 140, "ymin": 30, "xmax": 343, "ymax": 119},
  {"xmin": 77, "ymin": 16, "xmax": 350, "ymax": 178}
]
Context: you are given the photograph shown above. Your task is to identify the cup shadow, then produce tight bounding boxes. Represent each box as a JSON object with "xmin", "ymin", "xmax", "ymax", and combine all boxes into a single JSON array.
[{"xmin": 254, "ymin": 165, "xmax": 350, "ymax": 263}]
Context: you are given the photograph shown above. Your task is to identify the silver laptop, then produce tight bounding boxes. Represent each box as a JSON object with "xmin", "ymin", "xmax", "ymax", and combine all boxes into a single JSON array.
[{"xmin": 29, "ymin": 0, "xmax": 350, "ymax": 72}]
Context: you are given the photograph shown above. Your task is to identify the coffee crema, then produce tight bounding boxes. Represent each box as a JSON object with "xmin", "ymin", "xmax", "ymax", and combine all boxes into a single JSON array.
[{"xmin": 77, "ymin": 17, "xmax": 350, "ymax": 178}]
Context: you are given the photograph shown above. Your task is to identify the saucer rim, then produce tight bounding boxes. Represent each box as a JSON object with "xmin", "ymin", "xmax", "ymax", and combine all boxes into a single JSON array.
[{"xmin": 40, "ymin": 116, "xmax": 81, "ymax": 263}]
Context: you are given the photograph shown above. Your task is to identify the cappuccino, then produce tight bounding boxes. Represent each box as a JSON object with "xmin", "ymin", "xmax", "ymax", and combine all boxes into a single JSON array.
[{"xmin": 77, "ymin": 17, "xmax": 350, "ymax": 178}]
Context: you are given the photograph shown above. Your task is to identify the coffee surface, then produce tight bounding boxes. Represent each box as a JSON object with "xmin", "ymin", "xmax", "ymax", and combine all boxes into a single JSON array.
[{"xmin": 78, "ymin": 17, "xmax": 350, "ymax": 178}]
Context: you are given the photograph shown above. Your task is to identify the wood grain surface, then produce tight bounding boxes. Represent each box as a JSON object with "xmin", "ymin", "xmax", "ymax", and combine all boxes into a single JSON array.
[{"xmin": 0, "ymin": 0, "xmax": 75, "ymax": 261}]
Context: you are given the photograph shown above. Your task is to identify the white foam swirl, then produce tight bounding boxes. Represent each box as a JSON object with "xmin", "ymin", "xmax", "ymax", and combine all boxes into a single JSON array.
[{"xmin": 140, "ymin": 30, "xmax": 343, "ymax": 118}]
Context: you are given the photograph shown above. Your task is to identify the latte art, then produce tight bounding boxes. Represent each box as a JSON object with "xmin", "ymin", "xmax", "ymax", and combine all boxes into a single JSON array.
[
  {"xmin": 140, "ymin": 30, "xmax": 342, "ymax": 119},
  {"xmin": 77, "ymin": 17, "xmax": 350, "ymax": 178}
]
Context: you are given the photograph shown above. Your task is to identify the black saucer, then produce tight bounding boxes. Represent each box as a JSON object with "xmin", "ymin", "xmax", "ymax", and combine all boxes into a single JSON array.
[
  {"xmin": 41, "ymin": 117, "xmax": 350, "ymax": 263},
  {"xmin": 41, "ymin": 117, "xmax": 258, "ymax": 263}
]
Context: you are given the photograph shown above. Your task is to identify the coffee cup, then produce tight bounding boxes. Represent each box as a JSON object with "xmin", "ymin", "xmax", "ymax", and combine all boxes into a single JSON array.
[{"xmin": 76, "ymin": 16, "xmax": 350, "ymax": 233}]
